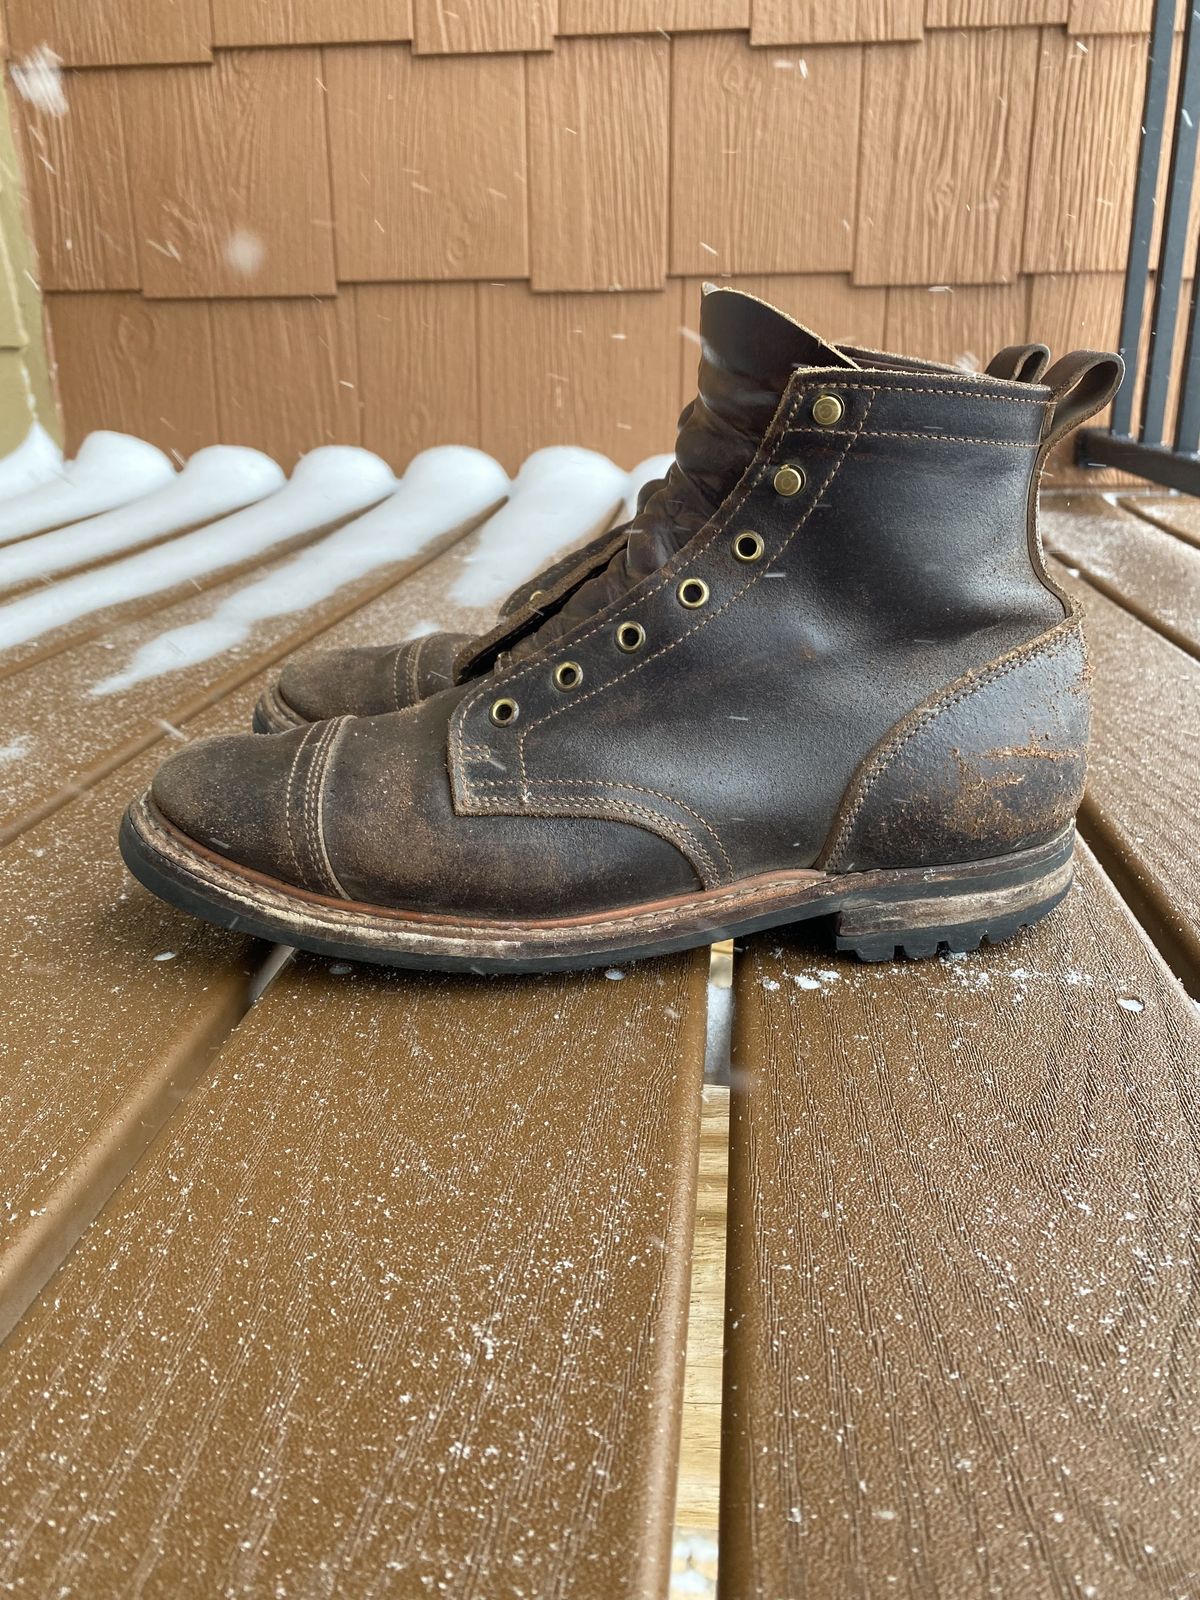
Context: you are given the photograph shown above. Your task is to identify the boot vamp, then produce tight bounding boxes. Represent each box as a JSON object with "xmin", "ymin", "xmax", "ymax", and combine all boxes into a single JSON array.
[
  {"xmin": 278, "ymin": 632, "xmax": 470, "ymax": 720},
  {"xmin": 321, "ymin": 693, "xmax": 701, "ymax": 914},
  {"xmin": 150, "ymin": 692, "xmax": 701, "ymax": 919}
]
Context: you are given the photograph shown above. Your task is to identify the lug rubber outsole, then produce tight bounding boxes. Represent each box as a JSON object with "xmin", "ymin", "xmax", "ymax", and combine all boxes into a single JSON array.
[
  {"xmin": 120, "ymin": 794, "xmax": 1077, "ymax": 975},
  {"xmin": 252, "ymin": 683, "xmax": 306, "ymax": 735}
]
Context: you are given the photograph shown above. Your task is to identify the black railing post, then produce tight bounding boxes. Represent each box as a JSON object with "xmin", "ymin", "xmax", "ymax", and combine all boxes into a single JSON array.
[{"xmin": 1080, "ymin": 2, "xmax": 1200, "ymax": 495}]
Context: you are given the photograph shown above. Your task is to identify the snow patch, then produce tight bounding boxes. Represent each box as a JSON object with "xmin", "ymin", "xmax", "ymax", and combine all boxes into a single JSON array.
[
  {"xmin": 0, "ymin": 424, "xmax": 63, "ymax": 499},
  {"xmin": 0, "ymin": 446, "xmax": 283, "ymax": 591},
  {"xmin": 0, "ymin": 447, "xmax": 396, "ymax": 656},
  {"xmin": 225, "ymin": 228, "xmax": 266, "ymax": 278},
  {"xmin": 11, "ymin": 47, "xmax": 67, "ymax": 116},
  {"xmin": 622, "ymin": 453, "xmax": 675, "ymax": 521},
  {"xmin": 0, "ymin": 736, "xmax": 31, "ymax": 765},
  {"xmin": 0, "ymin": 432, "xmax": 175, "ymax": 550},
  {"xmin": 448, "ymin": 447, "xmax": 627, "ymax": 606},
  {"xmin": 92, "ymin": 447, "xmax": 509, "ymax": 693}
]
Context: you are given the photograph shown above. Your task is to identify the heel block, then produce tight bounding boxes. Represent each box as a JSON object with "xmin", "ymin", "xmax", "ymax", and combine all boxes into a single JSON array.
[{"xmin": 832, "ymin": 826, "xmax": 1076, "ymax": 963}]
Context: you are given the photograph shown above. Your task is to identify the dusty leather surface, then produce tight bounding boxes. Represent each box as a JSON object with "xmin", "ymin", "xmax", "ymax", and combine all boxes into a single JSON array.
[
  {"xmin": 266, "ymin": 304, "xmax": 1040, "ymax": 727},
  {"xmin": 820, "ymin": 614, "xmax": 1091, "ymax": 871},
  {"xmin": 277, "ymin": 629, "xmax": 471, "ymax": 721},
  {"xmin": 146, "ymin": 290, "xmax": 1116, "ymax": 921}
]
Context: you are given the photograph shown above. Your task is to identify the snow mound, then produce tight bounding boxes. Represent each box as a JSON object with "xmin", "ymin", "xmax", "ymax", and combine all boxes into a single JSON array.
[
  {"xmin": 449, "ymin": 446, "xmax": 628, "ymax": 606},
  {"xmin": 0, "ymin": 446, "xmax": 283, "ymax": 592},
  {"xmin": 0, "ymin": 446, "xmax": 398, "ymax": 655},
  {"xmin": 93, "ymin": 446, "xmax": 509, "ymax": 692},
  {"xmin": 0, "ymin": 431, "xmax": 175, "ymax": 549}
]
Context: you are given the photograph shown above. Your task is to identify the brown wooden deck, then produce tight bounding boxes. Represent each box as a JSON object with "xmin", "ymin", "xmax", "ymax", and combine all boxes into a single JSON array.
[{"xmin": 0, "ymin": 467, "xmax": 1196, "ymax": 1598}]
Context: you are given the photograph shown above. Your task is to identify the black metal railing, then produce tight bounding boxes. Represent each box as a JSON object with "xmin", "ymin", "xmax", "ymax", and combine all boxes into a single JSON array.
[{"xmin": 1080, "ymin": 0, "xmax": 1200, "ymax": 492}]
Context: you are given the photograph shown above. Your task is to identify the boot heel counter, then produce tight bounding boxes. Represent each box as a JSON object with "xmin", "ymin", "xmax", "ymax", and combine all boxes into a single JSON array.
[{"xmin": 821, "ymin": 617, "xmax": 1090, "ymax": 872}]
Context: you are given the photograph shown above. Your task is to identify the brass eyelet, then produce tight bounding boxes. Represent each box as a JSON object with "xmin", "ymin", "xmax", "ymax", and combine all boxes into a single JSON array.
[
  {"xmin": 489, "ymin": 697, "xmax": 519, "ymax": 727},
  {"xmin": 553, "ymin": 660, "xmax": 583, "ymax": 691},
  {"xmin": 732, "ymin": 530, "xmax": 765, "ymax": 563},
  {"xmin": 812, "ymin": 393, "xmax": 844, "ymax": 427},
  {"xmin": 676, "ymin": 577, "xmax": 710, "ymax": 610},
  {"xmin": 773, "ymin": 464, "xmax": 806, "ymax": 498},
  {"xmin": 616, "ymin": 621, "xmax": 645, "ymax": 653}
]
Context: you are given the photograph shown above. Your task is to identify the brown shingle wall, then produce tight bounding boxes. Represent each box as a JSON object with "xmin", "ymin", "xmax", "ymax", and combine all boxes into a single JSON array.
[{"xmin": 6, "ymin": 3, "xmax": 1164, "ymax": 473}]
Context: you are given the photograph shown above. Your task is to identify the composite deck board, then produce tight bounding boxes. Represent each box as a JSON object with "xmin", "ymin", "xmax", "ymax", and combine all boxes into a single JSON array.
[
  {"xmin": 721, "ymin": 844, "xmax": 1200, "ymax": 1599},
  {"xmin": 1119, "ymin": 490, "xmax": 1200, "ymax": 552},
  {"xmin": 0, "ymin": 496, "xmax": 546, "ymax": 844},
  {"xmin": 1043, "ymin": 494, "xmax": 1200, "ymax": 659},
  {"xmin": 0, "ymin": 683, "xmax": 269, "ymax": 1344},
  {"xmin": 0, "ymin": 948, "xmax": 707, "ymax": 1598},
  {"xmin": 1057, "ymin": 563, "xmax": 1200, "ymax": 990}
]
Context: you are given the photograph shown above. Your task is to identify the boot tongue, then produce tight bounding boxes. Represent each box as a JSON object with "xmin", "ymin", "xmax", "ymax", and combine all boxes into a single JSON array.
[{"xmin": 509, "ymin": 288, "xmax": 857, "ymax": 661}]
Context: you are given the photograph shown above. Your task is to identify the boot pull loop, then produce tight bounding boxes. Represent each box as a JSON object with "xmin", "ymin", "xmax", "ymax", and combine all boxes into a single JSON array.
[
  {"xmin": 985, "ymin": 343, "xmax": 1051, "ymax": 384},
  {"xmin": 1041, "ymin": 350, "xmax": 1126, "ymax": 451}
]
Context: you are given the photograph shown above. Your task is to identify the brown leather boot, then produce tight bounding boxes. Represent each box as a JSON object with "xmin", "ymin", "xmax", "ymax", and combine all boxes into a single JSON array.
[
  {"xmin": 252, "ymin": 294, "xmax": 1051, "ymax": 733},
  {"xmin": 121, "ymin": 290, "xmax": 1118, "ymax": 972}
]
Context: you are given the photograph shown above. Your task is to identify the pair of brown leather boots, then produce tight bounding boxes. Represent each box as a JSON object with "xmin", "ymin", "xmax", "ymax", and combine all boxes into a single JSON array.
[{"xmin": 121, "ymin": 288, "xmax": 1122, "ymax": 974}]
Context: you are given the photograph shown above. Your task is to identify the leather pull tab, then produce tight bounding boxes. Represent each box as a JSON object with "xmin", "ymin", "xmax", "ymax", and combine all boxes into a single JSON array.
[
  {"xmin": 986, "ymin": 343, "xmax": 1051, "ymax": 384},
  {"xmin": 1040, "ymin": 350, "xmax": 1125, "ymax": 451}
]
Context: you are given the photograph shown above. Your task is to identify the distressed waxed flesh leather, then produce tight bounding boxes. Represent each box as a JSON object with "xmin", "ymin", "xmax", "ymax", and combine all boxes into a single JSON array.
[
  {"xmin": 256, "ymin": 293, "xmax": 1052, "ymax": 732},
  {"xmin": 131, "ymin": 289, "xmax": 1122, "ymax": 946}
]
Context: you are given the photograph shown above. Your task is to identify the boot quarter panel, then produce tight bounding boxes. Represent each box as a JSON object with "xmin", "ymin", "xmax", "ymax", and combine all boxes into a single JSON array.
[{"xmin": 448, "ymin": 371, "xmax": 1061, "ymax": 888}]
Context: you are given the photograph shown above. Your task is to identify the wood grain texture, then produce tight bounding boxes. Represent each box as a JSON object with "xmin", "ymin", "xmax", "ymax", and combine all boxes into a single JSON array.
[
  {"xmin": 0, "ymin": 948, "xmax": 706, "ymax": 1597},
  {"xmin": 325, "ymin": 45, "xmax": 528, "ymax": 282},
  {"xmin": 856, "ymin": 27, "xmax": 1040, "ymax": 286},
  {"xmin": 47, "ymin": 292, "xmax": 218, "ymax": 462},
  {"xmin": 123, "ymin": 51, "xmax": 336, "ymax": 299},
  {"xmin": 884, "ymin": 280, "xmax": 1031, "ymax": 370},
  {"xmin": 1123, "ymin": 488, "xmax": 1200, "ymax": 553},
  {"xmin": 0, "ymin": 692, "xmax": 267, "ymax": 1344},
  {"xmin": 1029, "ymin": 270, "xmax": 1124, "ymax": 351},
  {"xmin": 670, "ymin": 32, "xmax": 860, "ymax": 277},
  {"xmin": 1067, "ymin": 0, "xmax": 1153, "ymax": 31},
  {"xmin": 6, "ymin": 0, "xmax": 212, "ymax": 65},
  {"xmin": 412, "ymin": 0, "xmax": 556, "ymax": 52},
  {"xmin": 13, "ymin": 69, "xmax": 139, "ymax": 292},
  {"xmin": 722, "ymin": 842, "xmax": 1200, "ymax": 1598},
  {"xmin": 678, "ymin": 274, "xmax": 888, "ymax": 405},
  {"xmin": 528, "ymin": 34, "xmax": 669, "ymax": 291},
  {"xmin": 751, "ymin": 0, "xmax": 923, "ymax": 44},
  {"xmin": 1023, "ymin": 30, "xmax": 1147, "ymax": 274},
  {"xmin": 210, "ymin": 297, "xmax": 360, "ymax": 467},
  {"xmin": 1050, "ymin": 529, "xmax": 1200, "ymax": 988},
  {"xmin": 926, "ymin": 0, "xmax": 1067, "ymax": 22},
  {"xmin": 557, "ymin": 0, "xmax": 749, "ymax": 30},
  {"xmin": 355, "ymin": 282, "xmax": 480, "ymax": 466},
  {"xmin": 211, "ymin": 0, "xmax": 414, "ymax": 45},
  {"xmin": 1044, "ymin": 491, "xmax": 1200, "ymax": 658},
  {"xmin": 478, "ymin": 281, "xmax": 681, "ymax": 470},
  {"xmin": 1028, "ymin": 274, "xmax": 1131, "ymax": 483}
]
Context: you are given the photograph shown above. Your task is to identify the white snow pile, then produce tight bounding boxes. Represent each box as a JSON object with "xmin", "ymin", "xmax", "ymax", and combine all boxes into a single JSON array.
[
  {"xmin": 0, "ymin": 432, "xmax": 175, "ymax": 548},
  {"xmin": 622, "ymin": 453, "xmax": 674, "ymax": 521},
  {"xmin": 0, "ymin": 424, "xmax": 63, "ymax": 500},
  {"xmin": 92, "ymin": 447, "xmax": 510, "ymax": 693},
  {"xmin": 0, "ymin": 446, "xmax": 397, "ymax": 655},
  {"xmin": 448, "ymin": 446, "xmax": 630, "ymax": 607},
  {"xmin": 0, "ymin": 446, "xmax": 283, "ymax": 592}
]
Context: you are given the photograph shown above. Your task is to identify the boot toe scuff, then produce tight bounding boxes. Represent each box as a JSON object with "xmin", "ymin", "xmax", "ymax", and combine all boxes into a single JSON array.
[{"xmin": 150, "ymin": 726, "xmax": 318, "ymax": 890}]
